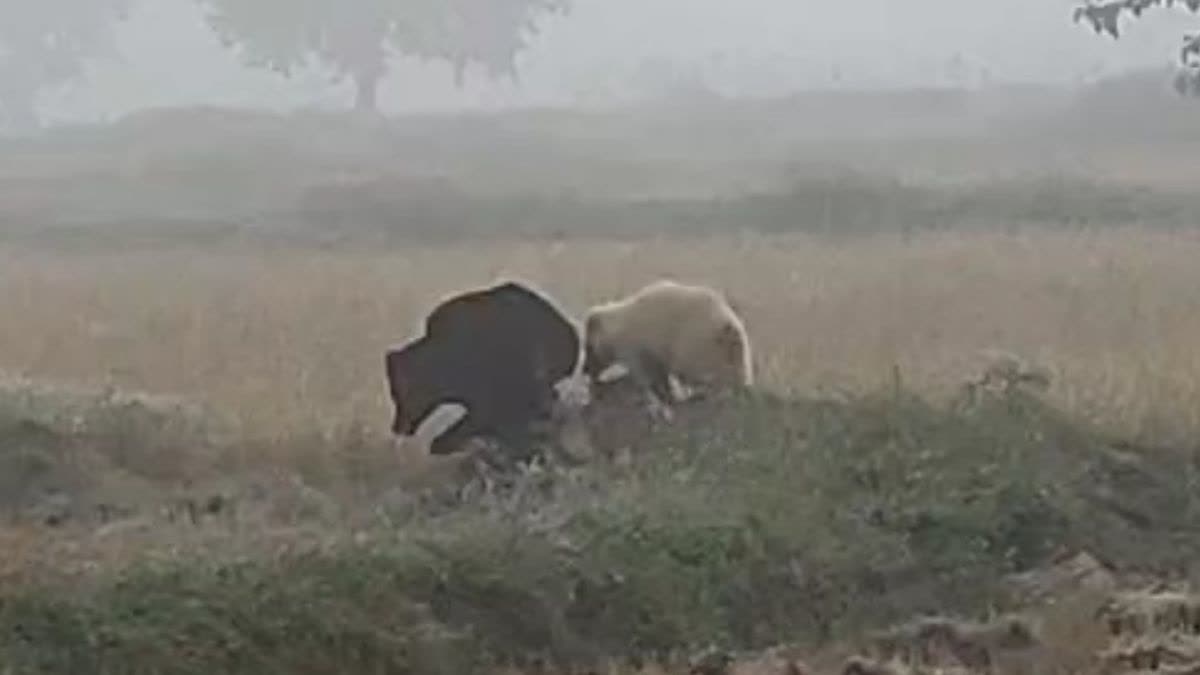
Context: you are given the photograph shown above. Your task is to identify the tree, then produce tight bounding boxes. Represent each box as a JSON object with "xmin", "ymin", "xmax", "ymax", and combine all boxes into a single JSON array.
[
  {"xmin": 199, "ymin": 0, "xmax": 568, "ymax": 112},
  {"xmin": 0, "ymin": 0, "xmax": 132, "ymax": 131},
  {"xmin": 1074, "ymin": 0, "xmax": 1200, "ymax": 93}
]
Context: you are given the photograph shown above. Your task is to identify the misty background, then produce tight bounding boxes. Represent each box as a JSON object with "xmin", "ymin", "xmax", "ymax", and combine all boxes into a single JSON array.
[
  {"xmin": 1, "ymin": 0, "xmax": 1197, "ymax": 250},
  {"xmin": 37, "ymin": 0, "xmax": 1192, "ymax": 123}
]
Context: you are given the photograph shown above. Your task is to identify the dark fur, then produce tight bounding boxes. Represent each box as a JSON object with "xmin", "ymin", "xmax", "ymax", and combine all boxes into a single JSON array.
[{"xmin": 385, "ymin": 281, "xmax": 580, "ymax": 455}]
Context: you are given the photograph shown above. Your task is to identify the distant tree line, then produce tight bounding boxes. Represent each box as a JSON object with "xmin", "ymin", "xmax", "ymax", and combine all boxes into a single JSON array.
[
  {"xmin": 0, "ymin": 0, "xmax": 567, "ymax": 129},
  {"xmin": 0, "ymin": 1, "xmax": 1195, "ymax": 131}
]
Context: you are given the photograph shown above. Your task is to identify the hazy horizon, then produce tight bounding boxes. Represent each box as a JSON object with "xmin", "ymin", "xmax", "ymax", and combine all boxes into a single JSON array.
[{"xmin": 32, "ymin": 0, "xmax": 1192, "ymax": 124}]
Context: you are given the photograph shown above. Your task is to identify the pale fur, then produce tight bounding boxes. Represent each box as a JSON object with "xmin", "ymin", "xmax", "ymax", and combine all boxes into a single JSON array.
[{"xmin": 585, "ymin": 280, "xmax": 753, "ymax": 394}]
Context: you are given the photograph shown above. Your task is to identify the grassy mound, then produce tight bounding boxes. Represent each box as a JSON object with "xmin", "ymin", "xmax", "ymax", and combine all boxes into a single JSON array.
[
  {"xmin": 2, "ymin": 386, "xmax": 1199, "ymax": 673},
  {"xmin": 0, "ymin": 377, "xmax": 228, "ymax": 523}
]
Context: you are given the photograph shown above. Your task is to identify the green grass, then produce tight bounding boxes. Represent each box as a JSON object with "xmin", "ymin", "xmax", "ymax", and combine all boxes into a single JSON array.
[{"xmin": 4, "ymin": 384, "xmax": 1199, "ymax": 674}]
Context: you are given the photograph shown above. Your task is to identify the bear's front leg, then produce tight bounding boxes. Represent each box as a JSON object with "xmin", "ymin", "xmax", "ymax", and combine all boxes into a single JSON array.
[
  {"xmin": 632, "ymin": 351, "xmax": 676, "ymax": 423},
  {"xmin": 429, "ymin": 408, "xmax": 477, "ymax": 455}
]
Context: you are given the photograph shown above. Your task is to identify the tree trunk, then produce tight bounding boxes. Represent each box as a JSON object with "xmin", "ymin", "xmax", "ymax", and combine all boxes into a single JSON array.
[{"xmin": 352, "ymin": 67, "xmax": 381, "ymax": 113}]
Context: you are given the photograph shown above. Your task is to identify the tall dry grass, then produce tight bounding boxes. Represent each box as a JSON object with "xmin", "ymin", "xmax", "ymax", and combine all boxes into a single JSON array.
[{"xmin": 4, "ymin": 228, "xmax": 1200, "ymax": 447}]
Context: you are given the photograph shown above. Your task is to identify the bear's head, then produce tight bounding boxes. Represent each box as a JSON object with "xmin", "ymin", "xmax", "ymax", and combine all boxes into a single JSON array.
[
  {"xmin": 581, "ymin": 310, "xmax": 617, "ymax": 380},
  {"xmin": 384, "ymin": 339, "xmax": 443, "ymax": 437}
]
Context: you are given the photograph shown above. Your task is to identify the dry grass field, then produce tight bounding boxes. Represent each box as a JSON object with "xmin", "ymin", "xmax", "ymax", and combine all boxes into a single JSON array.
[{"xmin": 4, "ymin": 229, "xmax": 1200, "ymax": 448}]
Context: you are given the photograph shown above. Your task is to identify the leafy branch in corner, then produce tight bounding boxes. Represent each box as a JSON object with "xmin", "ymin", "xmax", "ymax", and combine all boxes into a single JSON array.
[
  {"xmin": 1075, "ymin": 1, "xmax": 1200, "ymax": 94},
  {"xmin": 1075, "ymin": 1, "xmax": 1200, "ymax": 64}
]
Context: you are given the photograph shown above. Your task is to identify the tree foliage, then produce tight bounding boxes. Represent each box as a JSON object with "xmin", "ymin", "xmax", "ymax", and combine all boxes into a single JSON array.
[
  {"xmin": 1075, "ymin": 1, "xmax": 1200, "ymax": 94},
  {"xmin": 199, "ymin": 0, "xmax": 568, "ymax": 110},
  {"xmin": 0, "ymin": 0, "xmax": 132, "ymax": 129}
]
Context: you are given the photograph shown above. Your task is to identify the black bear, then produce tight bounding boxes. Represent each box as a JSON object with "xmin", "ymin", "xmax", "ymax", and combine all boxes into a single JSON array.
[{"xmin": 385, "ymin": 281, "xmax": 580, "ymax": 456}]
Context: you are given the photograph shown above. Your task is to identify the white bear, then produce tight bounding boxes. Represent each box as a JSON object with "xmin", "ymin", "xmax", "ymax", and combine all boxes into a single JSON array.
[{"xmin": 581, "ymin": 280, "xmax": 753, "ymax": 408}]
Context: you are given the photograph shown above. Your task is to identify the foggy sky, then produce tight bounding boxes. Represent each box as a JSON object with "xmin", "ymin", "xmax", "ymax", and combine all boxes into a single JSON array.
[{"xmin": 43, "ymin": 0, "xmax": 1190, "ymax": 122}]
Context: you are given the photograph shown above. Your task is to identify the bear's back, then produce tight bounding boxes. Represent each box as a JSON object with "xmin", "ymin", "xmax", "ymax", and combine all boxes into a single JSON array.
[
  {"xmin": 426, "ymin": 282, "xmax": 577, "ymax": 369},
  {"xmin": 616, "ymin": 281, "xmax": 734, "ymax": 346}
]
